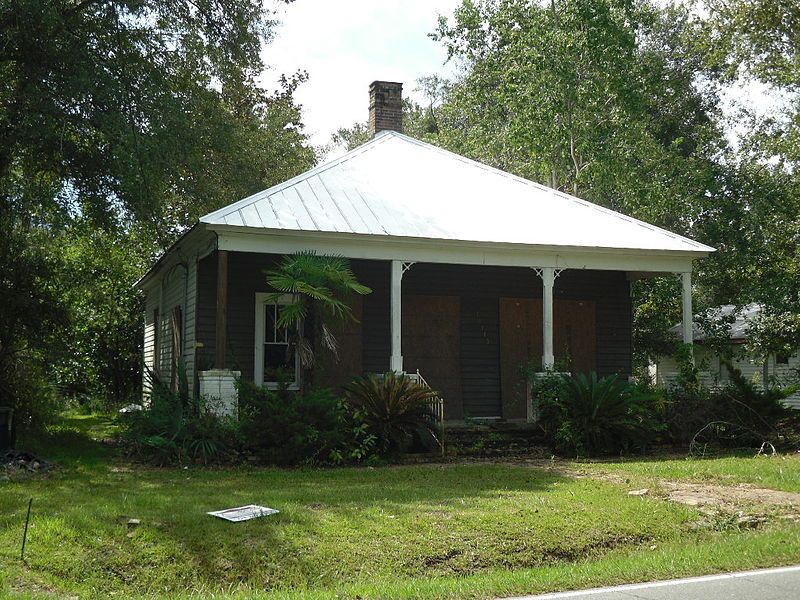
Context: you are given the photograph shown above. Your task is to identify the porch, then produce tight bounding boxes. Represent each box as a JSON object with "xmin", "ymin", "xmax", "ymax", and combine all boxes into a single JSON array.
[{"xmin": 193, "ymin": 250, "xmax": 690, "ymax": 422}]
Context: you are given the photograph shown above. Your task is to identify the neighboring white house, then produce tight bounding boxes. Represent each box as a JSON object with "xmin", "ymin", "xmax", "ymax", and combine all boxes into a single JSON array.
[{"xmin": 654, "ymin": 304, "xmax": 800, "ymax": 409}]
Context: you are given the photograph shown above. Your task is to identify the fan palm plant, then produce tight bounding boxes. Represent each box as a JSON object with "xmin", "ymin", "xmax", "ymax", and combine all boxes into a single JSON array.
[
  {"xmin": 344, "ymin": 372, "xmax": 440, "ymax": 455},
  {"xmin": 264, "ymin": 252, "xmax": 371, "ymax": 383}
]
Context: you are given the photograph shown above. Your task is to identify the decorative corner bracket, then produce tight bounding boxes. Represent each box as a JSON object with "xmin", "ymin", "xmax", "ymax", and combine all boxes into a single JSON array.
[
  {"xmin": 402, "ymin": 261, "xmax": 415, "ymax": 277},
  {"xmin": 532, "ymin": 267, "xmax": 564, "ymax": 280}
]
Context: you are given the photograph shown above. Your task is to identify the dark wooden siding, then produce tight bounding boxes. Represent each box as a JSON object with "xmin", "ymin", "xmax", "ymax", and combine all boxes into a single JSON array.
[
  {"xmin": 460, "ymin": 296, "xmax": 502, "ymax": 417},
  {"xmin": 196, "ymin": 252, "xmax": 386, "ymax": 386},
  {"xmin": 402, "ymin": 264, "xmax": 631, "ymax": 378},
  {"xmin": 355, "ymin": 260, "xmax": 390, "ymax": 373}
]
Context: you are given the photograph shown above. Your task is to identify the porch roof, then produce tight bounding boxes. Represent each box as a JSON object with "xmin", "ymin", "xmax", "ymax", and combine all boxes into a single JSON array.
[{"xmin": 201, "ymin": 131, "xmax": 714, "ymax": 256}]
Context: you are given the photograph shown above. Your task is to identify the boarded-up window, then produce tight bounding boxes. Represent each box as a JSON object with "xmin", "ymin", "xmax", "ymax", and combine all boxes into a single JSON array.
[
  {"xmin": 171, "ymin": 306, "xmax": 182, "ymax": 392},
  {"xmin": 153, "ymin": 308, "xmax": 160, "ymax": 377}
]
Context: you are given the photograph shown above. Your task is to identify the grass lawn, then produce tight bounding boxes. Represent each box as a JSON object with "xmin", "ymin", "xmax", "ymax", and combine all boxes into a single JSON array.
[
  {"xmin": 1, "ymin": 415, "xmax": 799, "ymax": 599},
  {"xmin": 574, "ymin": 453, "xmax": 800, "ymax": 493}
]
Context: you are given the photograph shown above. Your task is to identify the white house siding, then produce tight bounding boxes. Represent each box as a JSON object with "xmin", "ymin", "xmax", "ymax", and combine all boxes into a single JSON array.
[
  {"xmin": 655, "ymin": 345, "xmax": 800, "ymax": 409},
  {"xmin": 773, "ymin": 353, "xmax": 800, "ymax": 409},
  {"xmin": 142, "ymin": 287, "xmax": 159, "ymax": 399},
  {"xmin": 159, "ymin": 264, "xmax": 187, "ymax": 380}
]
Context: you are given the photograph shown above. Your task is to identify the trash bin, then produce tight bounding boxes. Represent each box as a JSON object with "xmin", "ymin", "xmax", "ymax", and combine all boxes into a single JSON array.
[{"xmin": 0, "ymin": 407, "xmax": 13, "ymax": 451}]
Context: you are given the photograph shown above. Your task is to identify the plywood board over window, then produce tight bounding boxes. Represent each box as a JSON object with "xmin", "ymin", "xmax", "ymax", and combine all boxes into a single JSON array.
[
  {"xmin": 500, "ymin": 298, "xmax": 596, "ymax": 420},
  {"xmin": 402, "ymin": 295, "xmax": 462, "ymax": 420}
]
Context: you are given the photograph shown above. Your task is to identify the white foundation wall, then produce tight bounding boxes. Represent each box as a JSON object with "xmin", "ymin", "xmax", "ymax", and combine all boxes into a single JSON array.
[{"xmin": 198, "ymin": 370, "xmax": 240, "ymax": 417}]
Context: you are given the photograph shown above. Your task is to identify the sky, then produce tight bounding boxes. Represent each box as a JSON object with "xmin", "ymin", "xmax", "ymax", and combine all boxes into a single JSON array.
[
  {"xmin": 261, "ymin": 0, "xmax": 462, "ymax": 148},
  {"xmin": 261, "ymin": 0, "xmax": 781, "ymax": 152}
]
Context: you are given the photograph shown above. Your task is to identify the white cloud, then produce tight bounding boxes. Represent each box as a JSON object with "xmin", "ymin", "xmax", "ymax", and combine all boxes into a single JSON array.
[{"xmin": 260, "ymin": 0, "xmax": 461, "ymax": 147}]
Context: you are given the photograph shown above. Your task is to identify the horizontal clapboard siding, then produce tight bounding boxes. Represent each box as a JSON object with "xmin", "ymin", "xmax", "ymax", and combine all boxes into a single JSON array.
[
  {"xmin": 142, "ymin": 288, "xmax": 159, "ymax": 401},
  {"xmin": 184, "ymin": 259, "xmax": 198, "ymax": 396},
  {"xmin": 460, "ymin": 296, "xmax": 501, "ymax": 417}
]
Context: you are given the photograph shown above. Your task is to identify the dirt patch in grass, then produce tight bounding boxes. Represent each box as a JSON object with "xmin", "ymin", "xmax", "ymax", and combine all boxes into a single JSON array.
[
  {"xmin": 456, "ymin": 456, "xmax": 800, "ymax": 526},
  {"xmin": 658, "ymin": 481, "xmax": 800, "ymax": 511}
]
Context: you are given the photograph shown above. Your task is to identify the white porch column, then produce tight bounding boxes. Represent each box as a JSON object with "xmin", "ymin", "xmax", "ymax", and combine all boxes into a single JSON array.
[
  {"xmin": 389, "ymin": 259, "xmax": 403, "ymax": 372},
  {"xmin": 681, "ymin": 271, "xmax": 694, "ymax": 360},
  {"xmin": 541, "ymin": 267, "xmax": 555, "ymax": 370}
]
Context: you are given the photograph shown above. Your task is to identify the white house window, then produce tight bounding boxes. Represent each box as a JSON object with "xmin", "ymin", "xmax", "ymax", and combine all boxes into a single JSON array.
[{"xmin": 254, "ymin": 293, "xmax": 298, "ymax": 388}]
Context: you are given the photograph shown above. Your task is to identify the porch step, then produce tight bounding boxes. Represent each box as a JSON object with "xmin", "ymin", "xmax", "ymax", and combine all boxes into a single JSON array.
[{"xmin": 445, "ymin": 423, "xmax": 548, "ymax": 457}]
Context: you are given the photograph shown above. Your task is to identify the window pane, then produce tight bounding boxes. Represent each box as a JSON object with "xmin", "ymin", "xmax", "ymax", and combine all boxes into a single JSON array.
[
  {"xmin": 264, "ymin": 343, "xmax": 294, "ymax": 382},
  {"xmin": 276, "ymin": 304, "xmax": 289, "ymax": 343},
  {"xmin": 266, "ymin": 303, "xmax": 276, "ymax": 343}
]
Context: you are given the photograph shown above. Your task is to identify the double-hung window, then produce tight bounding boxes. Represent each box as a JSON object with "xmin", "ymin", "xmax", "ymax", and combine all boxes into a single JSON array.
[{"xmin": 254, "ymin": 293, "xmax": 298, "ymax": 388}]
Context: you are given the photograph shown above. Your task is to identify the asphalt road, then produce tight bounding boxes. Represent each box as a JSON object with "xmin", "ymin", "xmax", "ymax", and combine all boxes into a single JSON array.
[{"xmin": 505, "ymin": 565, "xmax": 800, "ymax": 599}]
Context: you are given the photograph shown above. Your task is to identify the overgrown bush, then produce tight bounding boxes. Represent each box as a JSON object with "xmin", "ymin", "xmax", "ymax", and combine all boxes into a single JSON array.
[
  {"xmin": 344, "ymin": 372, "xmax": 440, "ymax": 456},
  {"xmin": 533, "ymin": 371, "xmax": 663, "ymax": 457},
  {"xmin": 660, "ymin": 344, "xmax": 714, "ymax": 446},
  {"xmin": 121, "ymin": 373, "xmax": 238, "ymax": 465},
  {"xmin": 236, "ymin": 378, "xmax": 375, "ymax": 466},
  {"xmin": 662, "ymin": 345, "xmax": 796, "ymax": 450},
  {"xmin": 686, "ymin": 359, "xmax": 796, "ymax": 451}
]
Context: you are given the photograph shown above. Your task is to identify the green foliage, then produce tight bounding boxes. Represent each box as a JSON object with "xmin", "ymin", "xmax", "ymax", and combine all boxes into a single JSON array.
[
  {"xmin": 746, "ymin": 310, "xmax": 800, "ymax": 363},
  {"xmin": 121, "ymin": 367, "xmax": 239, "ymax": 465},
  {"xmin": 660, "ymin": 343, "xmax": 714, "ymax": 446},
  {"xmin": 123, "ymin": 374, "xmax": 378, "ymax": 467},
  {"xmin": 264, "ymin": 251, "xmax": 371, "ymax": 373},
  {"xmin": 1, "ymin": 0, "xmax": 315, "ymax": 429},
  {"xmin": 0, "ymin": 204, "xmax": 67, "ymax": 437},
  {"xmin": 534, "ymin": 371, "xmax": 664, "ymax": 457},
  {"xmin": 344, "ymin": 372, "xmax": 441, "ymax": 456},
  {"xmin": 662, "ymin": 346, "xmax": 795, "ymax": 450},
  {"xmin": 236, "ymin": 378, "xmax": 376, "ymax": 466}
]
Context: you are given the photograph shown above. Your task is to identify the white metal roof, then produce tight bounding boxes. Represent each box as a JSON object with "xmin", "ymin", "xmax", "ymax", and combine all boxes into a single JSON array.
[{"xmin": 201, "ymin": 131, "xmax": 714, "ymax": 255}]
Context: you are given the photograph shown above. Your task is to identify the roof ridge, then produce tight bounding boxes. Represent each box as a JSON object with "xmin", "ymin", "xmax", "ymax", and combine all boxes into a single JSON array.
[
  {"xmin": 385, "ymin": 131, "xmax": 713, "ymax": 252},
  {"xmin": 200, "ymin": 132, "xmax": 394, "ymax": 223}
]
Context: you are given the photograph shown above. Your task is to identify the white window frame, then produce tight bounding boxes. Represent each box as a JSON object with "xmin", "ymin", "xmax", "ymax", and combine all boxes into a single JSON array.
[{"xmin": 254, "ymin": 292, "xmax": 299, "ymax": 389}]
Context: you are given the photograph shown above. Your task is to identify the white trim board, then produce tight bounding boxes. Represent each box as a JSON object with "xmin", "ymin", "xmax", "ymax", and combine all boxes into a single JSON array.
[
  {"xmin": 213, "ymin": 227, "xmax": 697, "ymax": 274},
  {"xmin": 253, "ymin": 292, "xmax": 300, "ymax": 389}
]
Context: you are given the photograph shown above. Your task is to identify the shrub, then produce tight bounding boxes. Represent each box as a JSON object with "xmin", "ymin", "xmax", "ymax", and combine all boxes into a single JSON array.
[
  {"xmin": 121, "ymin": 372, "xmax": 238, "ymax": 465},
  {"xmin": 687, "ymin": 359, "xmax": 796, "ymax": 451},
  {"xmin": 535, "ymin": 372, "xmax": 663, "ymax": 457},
  {"xmin": 661, "ymin": 343, "xmax": 799, "ymax": 451},
  {"xmin": 344, "ymin": 372, "xmax": 440, "ymax": 456},
  {"xmin": 236, "ymin": 379, "xmax": 375, "ymax": 466},
  {"xmin": 660, "ymin": 344, "xmax": 714, "ymax": 446}
]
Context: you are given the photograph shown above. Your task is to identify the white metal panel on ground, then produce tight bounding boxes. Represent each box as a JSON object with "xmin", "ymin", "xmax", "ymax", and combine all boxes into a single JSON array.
[{"xmin": 201, "ymin": 131, "xmax": 713, "ymax": 255}]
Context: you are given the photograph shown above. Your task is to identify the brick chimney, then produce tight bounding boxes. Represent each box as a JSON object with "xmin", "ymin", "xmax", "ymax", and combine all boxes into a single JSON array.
[{"xmin": 368, "ymin": 81, "xmax": 403, "ymax": 136}]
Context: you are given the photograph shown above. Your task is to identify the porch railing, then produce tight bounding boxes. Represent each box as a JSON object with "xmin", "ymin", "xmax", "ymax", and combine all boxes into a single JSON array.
[
  {"xmin": 406, "ymin": 369, "xmax": 445, "ymax": 457},
  {"xmin": 370, "ymin": 370, "xmax": 446, "ymax": 456}
]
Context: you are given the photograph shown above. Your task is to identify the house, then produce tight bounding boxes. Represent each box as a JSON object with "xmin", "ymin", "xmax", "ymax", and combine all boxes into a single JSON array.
[
  {"xmin": 654, "ymin": 303, "xmax": 800, "ymax": 409},
  {"xmin": 135, "ymin": 81, "xmax": 714, "ymax": 421}
]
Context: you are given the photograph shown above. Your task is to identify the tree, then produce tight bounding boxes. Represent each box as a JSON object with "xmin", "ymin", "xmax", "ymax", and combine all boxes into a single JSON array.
[
  {"xmin": 0, "ymin": 0, "xmax": 316, "ymax": 424},
  {"xmin": 265, "ymin": 252, "xmax": 372, "ymax": 388},
  {"xmin": 427, "ymin": 0, "xmax": 728, "ymax": 366}
]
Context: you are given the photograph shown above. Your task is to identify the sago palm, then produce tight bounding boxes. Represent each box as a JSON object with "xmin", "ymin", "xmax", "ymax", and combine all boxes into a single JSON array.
[{"xmin": 344, "ymin": 372, "xmax": 440, "ymax": 455}]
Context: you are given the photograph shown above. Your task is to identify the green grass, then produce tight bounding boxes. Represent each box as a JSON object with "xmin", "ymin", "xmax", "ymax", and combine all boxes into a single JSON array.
[
  {"xmin": 2, "ymin": 415, "xmax": 799, "ymax": 599},
  {"xmin": 575, "ymin": 453, "xmax": 800, "ymax": 492}
]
